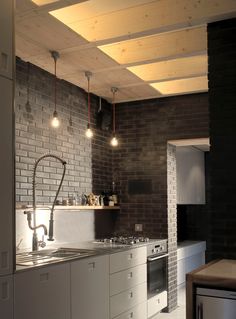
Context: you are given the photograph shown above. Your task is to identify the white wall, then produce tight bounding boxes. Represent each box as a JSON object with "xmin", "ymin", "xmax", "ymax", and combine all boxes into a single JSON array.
[{"xmin": 16, "ymin": 209, "xmax": 95, "ymax": 251}]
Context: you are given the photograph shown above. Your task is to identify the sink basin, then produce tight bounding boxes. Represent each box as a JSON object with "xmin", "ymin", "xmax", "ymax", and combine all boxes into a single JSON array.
[{"xmin": 16, "ymin": 247, "xmax": 96, "ymax": 266}]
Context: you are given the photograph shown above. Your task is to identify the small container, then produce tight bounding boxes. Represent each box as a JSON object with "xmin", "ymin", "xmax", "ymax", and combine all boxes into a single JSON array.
[{"xmin": 62, "ymin": 199, "xmax": 69, "ymax": 206}]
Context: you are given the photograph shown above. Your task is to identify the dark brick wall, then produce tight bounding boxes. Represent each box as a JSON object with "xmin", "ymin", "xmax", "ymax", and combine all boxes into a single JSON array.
[
  {"xmin": 15, "ymin": 57, "xmax": 113, "ymax": 206},
  {"xmin": 113, "ymin": 93, "xmax": 209, "ymax": 310},
  {"xmin": 208, "ymin": 18, "xmax": 236, "ymax": 260}
]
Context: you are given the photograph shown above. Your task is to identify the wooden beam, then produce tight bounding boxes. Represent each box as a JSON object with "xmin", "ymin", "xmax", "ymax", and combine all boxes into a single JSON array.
[
  {"xmin": 98, "ymin": 27, "xmax": 207, "ymax": 65},
  {"xmin": 50, "ymin": 0, "xmax": 236, "ymax": 43},
  {"xmin": 150, "ymin": 76, "xmax": 208, "ymax": 95},
  {"xmin": 127, "ymin": 55, "xmax": 208, "ymax": 82}
]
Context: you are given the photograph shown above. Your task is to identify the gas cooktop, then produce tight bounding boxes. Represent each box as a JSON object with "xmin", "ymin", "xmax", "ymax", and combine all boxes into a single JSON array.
[{"xmin": 95, "ymin": 236, "xmax": 150, "ymax": 245}]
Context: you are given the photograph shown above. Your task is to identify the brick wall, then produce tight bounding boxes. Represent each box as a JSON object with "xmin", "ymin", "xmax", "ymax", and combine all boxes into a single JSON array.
[
  {"xmin": 113, "ymin": 93, "xmax": 209, "ymax": 311},
  {"xmin": 15, "ymin": 57, "xmax": 113, "ymax": 206},
  {"xmin": 208, "ymin": 18, "xmax": 236, "ymax": 260}
]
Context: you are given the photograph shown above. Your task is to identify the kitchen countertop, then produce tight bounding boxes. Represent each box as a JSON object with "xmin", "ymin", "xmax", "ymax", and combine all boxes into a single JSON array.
[
  {"xmin": 15, "ymin": 239, "xmax": 165, "ymax": 272},
  {"xmin": 177, "ymin": 240, "xmax": 206, "ymax": 260},
  {"xmin": 186, "ymin": 259, "xmax": 236, "ymax": 319}
]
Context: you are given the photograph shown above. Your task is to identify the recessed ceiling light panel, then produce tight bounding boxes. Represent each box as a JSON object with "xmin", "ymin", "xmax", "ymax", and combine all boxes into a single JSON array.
[{"xmin": 31, "ymin": 0, "xmax": 59, "ymax": 6}]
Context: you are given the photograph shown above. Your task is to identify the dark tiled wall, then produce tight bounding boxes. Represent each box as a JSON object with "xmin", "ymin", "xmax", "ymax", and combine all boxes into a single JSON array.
[
  {"xmin": 208, "ymin": 18, "xmax": 236, "ymax": 260},
  {"xmin": 15, "ymin": 58, "xmax": 113, "ymax": 206},
  {"xmin": 113, "ymin": 93, "xmax": 209, "ymax": 310}
]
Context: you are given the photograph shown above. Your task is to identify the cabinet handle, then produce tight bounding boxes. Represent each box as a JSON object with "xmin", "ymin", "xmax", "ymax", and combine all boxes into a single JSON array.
[
  {"xmin": 1, "ymin": 52, "xmax": 8, "ymax": 71},
  {"xmin": 1, "ymin": 281, "xmax": 9, "ymax": 300},
  {"xmin": 128, "ymin": 272, "xmax": 133, "ymax": 279},
  {"xmin": 40, "ymin": 273, "xmax": 49, "ymax": 282},
  {"xmin": 0, "ymin": 251, "xmax": 9, "ymax": 269},
  {"xmin": 197, "ymin": 303, "xmax": 203, "ymax": 319},
  {"xmin": 129, "ymin": 292, "xmax": 133, "ymax": 299},
  {"xmin": 129, "ymin": 311, "xmax": 133, "ymax": 318},
  {"xmin": 88, "ymin": 262, "xmax": 95, "ymax": 270},
  {"xmin": 156, "ymin": 298, "xmax": 160, "ymax": 304},
  {"xmin": 128, "ymin": 253, "xmax": 133, "ymax": 260}
]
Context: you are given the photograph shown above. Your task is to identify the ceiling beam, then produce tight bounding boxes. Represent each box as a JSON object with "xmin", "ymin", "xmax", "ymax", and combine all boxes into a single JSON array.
[{"xmin": 51, "ymin": 0, "xmax": 236, "ymax": 43}]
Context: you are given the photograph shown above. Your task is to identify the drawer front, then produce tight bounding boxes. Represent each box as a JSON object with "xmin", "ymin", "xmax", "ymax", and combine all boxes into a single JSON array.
[
  {"xmin": 147, "ymin": 291, "xmax": 167, "ymax": 318},
  {"xmin": 110, "ymin": 264, "xmax": 146, "ymax": 296},
  {"xmin": 113, "ymin": 302, "xmax": 147, "ymax": 319},
  {"xmin": 110, "ymin": 282, "xmax": 147, "ymax": 318},
  {"xmin": 110, "ymin": 247, "xmax": 146, "ymax": 274}
]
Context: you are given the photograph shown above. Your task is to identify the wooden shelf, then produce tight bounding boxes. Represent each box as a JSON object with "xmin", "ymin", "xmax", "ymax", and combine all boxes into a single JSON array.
[{"xmin": 16, "ymin": 205, "xmax": 120, "ymax": 211}]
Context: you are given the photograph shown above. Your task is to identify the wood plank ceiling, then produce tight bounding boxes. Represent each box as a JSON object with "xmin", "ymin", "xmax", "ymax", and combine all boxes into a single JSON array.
[{"xmin": 16, "ymin": 0, "xmax": 236, "ymax": 103}]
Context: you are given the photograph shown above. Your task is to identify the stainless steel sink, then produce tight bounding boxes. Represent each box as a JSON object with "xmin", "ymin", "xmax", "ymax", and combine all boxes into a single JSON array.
[{"xmin": 16, "ymin": 247, "xmax": 96, "ymax": 266}]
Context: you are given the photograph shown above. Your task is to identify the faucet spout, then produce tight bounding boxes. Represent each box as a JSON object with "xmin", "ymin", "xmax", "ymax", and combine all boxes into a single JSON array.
[{"xmin": 25, "ymin": 153, "xmax": 66, "ymax": 251}]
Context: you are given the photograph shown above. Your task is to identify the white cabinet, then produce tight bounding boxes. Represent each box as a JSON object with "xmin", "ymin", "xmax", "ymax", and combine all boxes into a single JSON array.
[
  {"xmin": 176, "ymin": 146, "xmax": 206, "ymax": 204},
  {"xmin": 0, "ymin": 275, "xmax": 13, "ymax": 319},
  {"xmin": 0, "ymin": 0, "xmax": 14, "ymax": 79},
  {"xmin": 177, "ymin": 241, "xmax": 206, "ymax": 287},
  {"xmin": 147, "ymin": 291, "xmax": 167, "ymax": 318},
  {"xmin": 14, "ymin": 263, "xmax": 70, "ymax": 319},
  {"xmin": 71, "ymin": 254, "xmax": 109, "ymax": 319},
  {"xmin": 0, "ymin": 77, "xmax": 14, "ymax": 276},
  {"xmin": 109, "ymin": 247, "xmax": 147, "ymax": 319}
]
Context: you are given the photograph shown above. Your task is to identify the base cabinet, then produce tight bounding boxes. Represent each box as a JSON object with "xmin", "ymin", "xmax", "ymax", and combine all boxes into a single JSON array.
[
  {"xmin": 14, "ymin": 263, "xmax": 70, "ymax": 319},
  {"xmin": 0, "ymin": 275, "xmax": 13, "ymax": 319},
  {"xmin": 147, "ymin": 291, "xmax": 167, "ymax": 318},
  {"xmin": 71, "ymin": 255, "xmax": 109, "ymax": 319}
]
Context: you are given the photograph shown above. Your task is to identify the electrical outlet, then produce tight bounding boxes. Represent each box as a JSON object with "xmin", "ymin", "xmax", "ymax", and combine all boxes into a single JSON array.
[{"xmin": 135, "ymin": 224, "xmax": 143, "ymax": 232}]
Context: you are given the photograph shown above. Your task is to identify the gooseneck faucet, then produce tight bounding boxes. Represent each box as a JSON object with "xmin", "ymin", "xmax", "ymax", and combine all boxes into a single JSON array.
[{"xmin": 25, "ymin": 154, "xmax": 66, "ymax": 251}]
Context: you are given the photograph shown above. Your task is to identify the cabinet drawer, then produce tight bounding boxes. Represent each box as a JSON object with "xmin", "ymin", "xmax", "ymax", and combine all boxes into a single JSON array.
[
  {"xmin": 113, "ymin": 302, "xmax": 147, "ymax": 319},
  {"xmin": 110, "ymin": 264, "xmax": 146, "ymax": 296},
  {"xmin": 147, "ymin": 290, "xmax": 167, "ymax": 318},
  {"xmin": 110, "ymin": 247, "xmax": 146, "ymax": 274},
  {"xmin": 110, "ymin": 282, "xmax": 147, "ymax": 318}
]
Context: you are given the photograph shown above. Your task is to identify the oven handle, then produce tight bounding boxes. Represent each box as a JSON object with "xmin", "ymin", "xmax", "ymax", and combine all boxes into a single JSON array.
[{"xmin": 147, "ymin": 253, "xmax": 169, "ymax": 262}]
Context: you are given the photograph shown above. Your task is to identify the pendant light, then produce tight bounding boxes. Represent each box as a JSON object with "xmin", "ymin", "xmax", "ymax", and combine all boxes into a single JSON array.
[
  {"xmin": 85, "ymin": 71, "xmax": 93, "ymax": 138},
  {"xmin": 110, "ymin": 87, "xmax": 118, "ymax": 147},
  {"xmin": 51, "ymin": 50, "xmax": 60, "ymax": 128}
]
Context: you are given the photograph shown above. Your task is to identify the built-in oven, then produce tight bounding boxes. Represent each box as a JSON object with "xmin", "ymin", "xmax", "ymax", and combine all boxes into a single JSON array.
[{"xmin": 147, "ymin": 240, "xmax": 168, "ymax": 299}]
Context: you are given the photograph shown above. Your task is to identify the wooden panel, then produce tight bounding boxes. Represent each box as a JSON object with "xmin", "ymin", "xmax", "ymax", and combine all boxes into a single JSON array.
[
  {"xmin": 94, "ymin": 83, "xmax": 159, "ymax": 102},
  {"xmin": 128, "ymin": 55, "xmax": 208, "ymax": 82},
  {"xmin": 49, "ymin": 0, "xmax": 154, "ymax": 25},
  {"xmin": 16, "ymin": 12, "xmax": 87, "ymax": 52},
  {"xmin": 51, "ymin": 0, "xmax": 236, "ymax": 42},
  {"xmin": 150, "ymin": 76, "xmax": 208, "ymax": 95},
  {"xmin": 99, "ymin": 26, "xmax": 207, "ymax": 65}
]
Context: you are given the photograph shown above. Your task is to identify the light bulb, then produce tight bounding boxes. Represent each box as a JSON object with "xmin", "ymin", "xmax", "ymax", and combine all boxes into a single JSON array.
[
  {"xmin": 85, "ymin": 127, "xmax": 93, "ymax": 138},
  {"xmin": 111, "ymin": 136, "xmax": 118, "ymax": 147},
  {"xmin": 51, "ymin": 111, "xmax": 60, "ymax": 128}
]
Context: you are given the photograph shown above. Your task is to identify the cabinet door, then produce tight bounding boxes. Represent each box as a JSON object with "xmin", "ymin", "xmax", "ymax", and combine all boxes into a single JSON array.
[
  {"xmin": 14, "ymin": 263, "xmax": 70, "ymax": 319},
  {"xmin": 0, "ymin": 77, "xmax": 14, "ymax": 276},
  {"xmin": 71, "ymin": 255, "xmax": 109, "ymax": 319},
  {"xmin": 0, "ymin": 275, "xmax": 13, "ymax": 319},
  {"xmin": 0, "ymin": 0, "xmax": 13, "ymax": 79},
  {"xmin": 176, "ymin": 146, "xmax": 206, "ymax": 204}
]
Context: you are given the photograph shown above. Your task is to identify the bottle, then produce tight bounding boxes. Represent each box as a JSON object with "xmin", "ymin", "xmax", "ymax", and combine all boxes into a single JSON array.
[{"xmin": 111, "ymin": 181, "xmax": 118, "ymax": 205}]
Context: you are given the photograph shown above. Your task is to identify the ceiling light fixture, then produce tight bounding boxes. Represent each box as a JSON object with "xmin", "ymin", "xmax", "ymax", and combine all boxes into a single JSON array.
[
  {"xmin": 110, "ymin": 87, "xmax": 118, "ymax": 147},
  {"xmin": 51, "ymin": 50, "xmax": 60, "ymax": 128},
  {"xmin": 85, "ymin": 71, "xmax": 93, "ymax": 139}
]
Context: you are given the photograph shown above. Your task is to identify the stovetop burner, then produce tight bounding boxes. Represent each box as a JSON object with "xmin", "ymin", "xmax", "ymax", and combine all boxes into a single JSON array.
[{"xmin": 96, "ymin": 236, "xmax": 150, "ymax": 245}]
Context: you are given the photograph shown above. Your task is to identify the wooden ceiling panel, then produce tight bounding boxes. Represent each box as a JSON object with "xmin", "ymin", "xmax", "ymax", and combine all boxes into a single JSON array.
[
  {"xmin": 127, "ymin": 55, "xmax": 208, "ymax": 82},
  {"xmin": 64, "ymin": 47, "xmax": 118, "ymax": 73},
  {"xmin": 98, "ymin": 27, "xmax": 207, "ymax": 65},
  {"xmin": 49, "ymin": 0, "xmax": 154, "ymax": 25},
  {"xmin": 16, "ymin": 12, "xmax": 87, "ymax": 53},
  {"xmin": 50, "ymin": 0, "xmax": 236, "ymax": 42},
  {"xmin": 150, "ymin": 76, "xmax": 208, "ymax": 95},
  {"xmin": 94, "ymin": 84, "xmax": 160, "ymax": 103},
  {"xmin": 64, "ymin": 68, "xmax": 142, "ymax": 91}
]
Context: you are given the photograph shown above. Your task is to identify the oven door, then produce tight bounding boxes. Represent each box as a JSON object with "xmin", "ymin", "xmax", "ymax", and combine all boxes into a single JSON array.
[{"xmin": 147, "ymin": 253, "xmax": 168, "ymax": 298}]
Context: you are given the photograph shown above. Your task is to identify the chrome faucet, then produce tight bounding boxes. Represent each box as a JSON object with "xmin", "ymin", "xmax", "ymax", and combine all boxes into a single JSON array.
[{"xmin": 25, "ymin": 154, "xmax": 66, "ymax": 251}]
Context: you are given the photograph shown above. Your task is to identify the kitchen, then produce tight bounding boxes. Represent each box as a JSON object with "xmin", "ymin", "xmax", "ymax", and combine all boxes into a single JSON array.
[{"xmin": 1, "ymin": 1, "xmax": 236, "ymax": 319}]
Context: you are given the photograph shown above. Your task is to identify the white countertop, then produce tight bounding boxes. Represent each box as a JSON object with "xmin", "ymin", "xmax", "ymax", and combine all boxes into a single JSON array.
[{"xmin": 177, "ymin": 240, "xmax": 206, "ymax": 260}]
